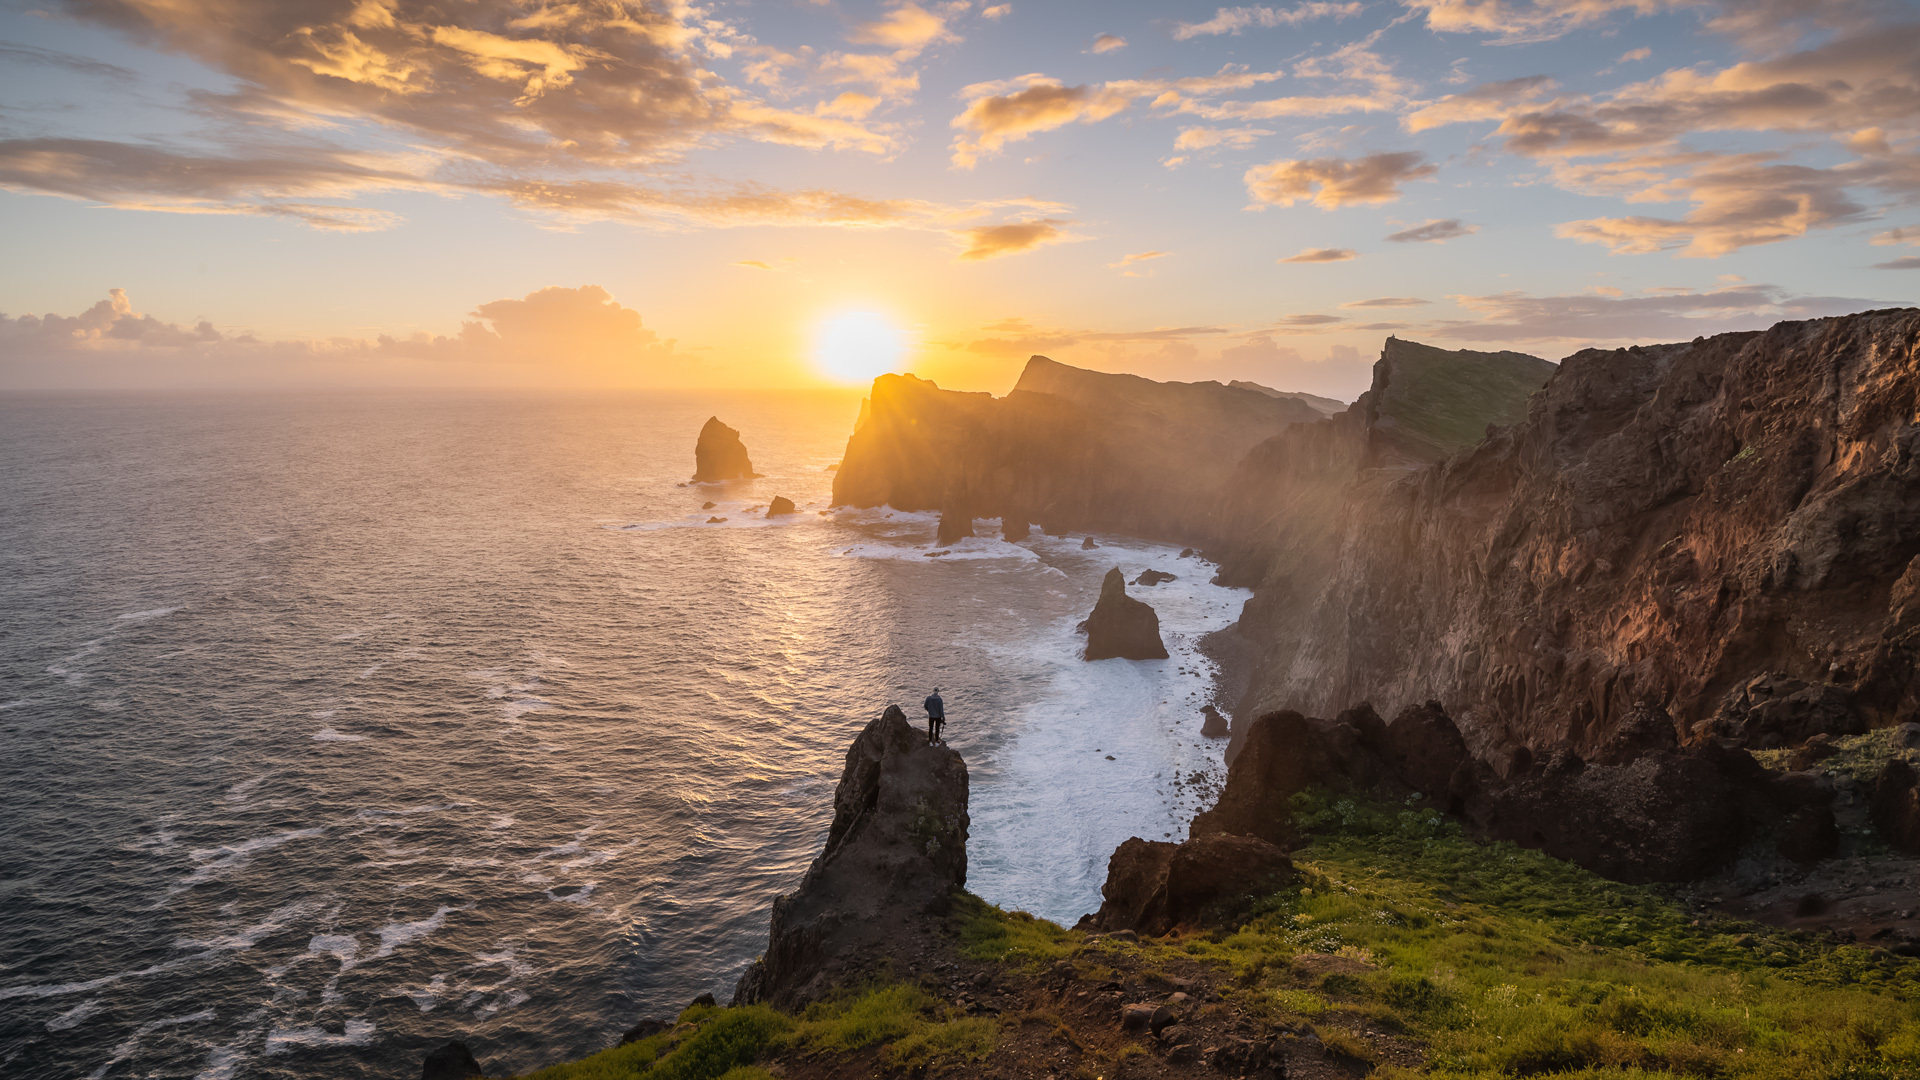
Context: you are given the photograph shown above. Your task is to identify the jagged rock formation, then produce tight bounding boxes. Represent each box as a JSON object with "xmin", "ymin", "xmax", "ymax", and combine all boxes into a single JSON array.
[
  {"xmin": 692, "ymin": 416, "xmax": 760, "ymax": 482},
  {"xmin": 1134, "ymin": 569, "xmax": 1175, "ymax": 586},
  {"xmin": 1002, "ymin": 515, "xmax": 1031, "ymax": 542},
  {"xmin": 1078, "ymin": 833, "xmax": 1293, "ymax": 936},
  {"xmin": 421, "ymin": 1040, "xmax": 485, "ymax": 1080},
  {"xmin": 937, "ymin": 503, "xmax": 974, "ymax": 544},
  {"xmin": 1230, "ymin": 310, "xmax": 1920, "ymax": 759},
  {"xmin": 766, "ymin": 496, "xmax": 796, "ymax": 516},
  {"xmin": 1874, "ymin": 759, "xmax": 1920, "ymax": 854},
  {"xmin": 733, "ymin": 705, "xmax": 968, "ymax": 1009},
  {"xmin": 1191, "ymin": 702, "xmax": 1836, "ymax": 883},
  {"xmin": 1200, "ymin": 705, "xmax": 1229, "ymax": 737},
  {"xmin": 832, "ymin": 357, "xmax": 1320, "ymax": 546},
  {"xmin": 1083, "ymin": 568, "xmax": 1168, "ymax": 661}
]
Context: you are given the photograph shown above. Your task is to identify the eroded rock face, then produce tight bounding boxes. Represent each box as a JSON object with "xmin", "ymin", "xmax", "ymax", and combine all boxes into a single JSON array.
[
  {"xmin": 1002, "ymin": 516, "xmax": 1031, "ymax": 542},
  {"xmin": 1080, "ymin": 833, "xmax": 1293, "ymax": 936},
  {"xmin": 1231, "ymin": 311, "xmax": 1920, "ymax": 757},
  {"xmin": 1083, "ymin": 568, "xmax": 1169, "ymax": 661},
  {"xmin": 1872, "ymin": 759, "xmax": 1920, "ymax": 855},
  {"xmin": 767, "ymin": 496, "xmax": 797, "ymax": 516},
  {"xmin": 733, "ymin": 705, "xmax": 968, "ymax": 1009},
  {"xmin": 693, "ymin": 417, "xmax": 760, "ymax": 482},
  {"xmin": 937, "ymin": 503, "xmax": 975, "ymax": 545},
  {"xmin": 1200, "ymin": 705, "xmax": 1230, "ymax": 738}
]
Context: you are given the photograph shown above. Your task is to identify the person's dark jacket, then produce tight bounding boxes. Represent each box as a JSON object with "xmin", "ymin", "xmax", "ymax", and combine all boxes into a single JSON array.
[{"xmin": 924, "ymin": 694, "xmax": 945, "ymax": 720}]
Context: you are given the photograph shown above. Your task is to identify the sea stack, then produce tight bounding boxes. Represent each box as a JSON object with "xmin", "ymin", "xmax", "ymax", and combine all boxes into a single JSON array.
[
  {"xmin": 937, "ymin": 498, "xmax": 975, "ymax": 545},
  {"xmin": 1083, "ymin": 567, "xmax": 1169, "ymax": 661},
  {"xmin": 692, "ymin": 416, "xmax": 760, "ymax": 482},
  {"xmin": 767, "ymin": 496, "xmax": 797, "ymax": 516},
  {"xmin": 733, "ymin": 705, "xmax": 969, "ymax": 1009},
  {"xmin": 1002, "ymin": 515, "xmax": 1031, "ymax": 542}
]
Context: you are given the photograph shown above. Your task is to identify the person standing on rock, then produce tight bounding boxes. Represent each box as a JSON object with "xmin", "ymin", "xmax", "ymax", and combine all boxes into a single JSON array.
[{"xmin": 923, "ymin": 688, "xmax": 946, "ymax": 744}]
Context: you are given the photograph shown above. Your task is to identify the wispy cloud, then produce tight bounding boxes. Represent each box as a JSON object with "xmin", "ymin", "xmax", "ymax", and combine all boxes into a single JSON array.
[
  {"xmin": 1090, "ymin": 33, "xmax": 1127, "ymax": 53},
  {"xmin": 1279, "ymin": 247, "xmax": 1358, "ymax": 262},
  {"xmin": 1341, "ymin": 296, "xmax": 1431, "ymax": 307},
  {"xmin": 1172, "ymin": 3, "xmax": 1365, "ymax": 39},
  {"xmin": 1386, "ymin": 219, "xmax": 1478, "ymax": 243},
  {"xmin": 1109, "ymin": 250, "xmax": 1172, "ymax": 268},
  {"xmin": 952, "ymin": 218, "xmax": 1078, "ymax": 260}
]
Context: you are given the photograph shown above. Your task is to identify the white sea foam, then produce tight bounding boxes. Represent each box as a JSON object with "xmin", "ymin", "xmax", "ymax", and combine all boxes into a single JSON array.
[
  {"xmin": 117, "ymin": 606, "xmax": 179, "ymax": 621},
  {"xmin": 263, "ymin": 1019, "xmax": 374, "ymax": 1055},
  {"xmin": 370, "ymin": 904, "xmax": 465, "ymax": 961},
  {"xmin": 308, "ymin": 934, "xmax": 360, "ymax": 968},
  {"xmin": 224, "ymin": 775, "xmax": 268, "ymax": 802},
  {"xmin": 546, "ymin": 883, "xmax": 597, "ymax": 904},
  {"xmin": 183, "ymin": 827, "xmax": 326, "ymax": 884},
  {"xmin": 87, "ymin": 1010, "xmax": 215, "ymax": 1079},
  {"xmin": 406, "ymin": 974, "xmax": 449, "ymax": 1012},
  {"xmin": 311, "ymin": 728, "xmax": 368, "ymax": 742},
  {"xmin": 46, "ymin": 999, "xmax": 104, "ymax": 1031},
  {"xmin": 194, "ymin": 1044, "xmax": 248, "ymax": 1080}
]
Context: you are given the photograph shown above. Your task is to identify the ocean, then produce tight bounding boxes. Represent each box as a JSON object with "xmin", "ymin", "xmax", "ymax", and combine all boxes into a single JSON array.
[{"xmin": 0, "ymin": 391, "xmax": 1244, "ymax": 1079}]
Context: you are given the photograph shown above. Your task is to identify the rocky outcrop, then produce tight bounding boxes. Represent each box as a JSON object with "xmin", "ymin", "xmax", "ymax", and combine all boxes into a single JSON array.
[
  {"xmin": 1135, "ymin": 569, "xmax": 1176, "ymax": 586},
  {"xmin": 832, "ymin": 357, "xmax": 1320, "ymax": 547},
  {"xmin": 1200, "ymin": 705, "xmax": 1229, "ymax": 738},
  {"xmin": 1872, "ymin": 759, "xmax": 1920, "ymax": 854},
  {"xmin": 693, "ymin": 417, "xmax": 760, "ymax": 482},
  {"xmin": 1083, "ymin": 568, "xmax": 1168, "ymax": 661},
  {"xmin": 1228, "ymin": 380, "xmax": 1347, "ymax": 416},
  {"xmin": 937, "ymin": 504, "xmax": 974, "ymax": 545},
  {"xmin": 1232, "ymin": 311, "xmax": 1920, "ymax": 760},
  {"xmin": 1002, "ymin": 515, "xmax": 1031, "ymax": 541},
  {"xmin": 1189, "ymin": 701, "xmax": 1834, "ymax": 883},
  {"xmin": 733, "ymin": 705, "xmax": 968, "ymax": 1009},
  {"xmin": 421, "ymin": 1040, "xmax": 485, "ymax": 1080},
  {"xmin": 1079, "ymin": 833, "xmax": 1293, "ymax": 936},
  {"xmin": 766, "ymin": 496, "xmax": 796, "ymax": 516}
]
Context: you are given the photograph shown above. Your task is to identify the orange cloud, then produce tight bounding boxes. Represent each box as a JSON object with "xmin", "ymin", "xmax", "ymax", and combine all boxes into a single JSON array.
[
  {"xmin": 1405, "ymin": 0, "xmax": 1693, "ymax": 44},
  {"xmin": 1173, "ymin": 3, "xmax": 1365, "ymax": 39},
  {"xmin": 1385, "ymin": 219, "xmax": 1478, "ymax": 243},
  {"xmin": 1245, "ymin": 152, "xmax": 1438, "ymax": 208},
  {"xmin": 950, "ymin": 79, "xmax": 1132, "ymax": 167},
  {"xmin": 1279, "ymin": 247, "xmax": 1357, "ymax": 262},
  {"xmin": 952, "ymin": 218, "xmax": 1077, "ymax": 260}
]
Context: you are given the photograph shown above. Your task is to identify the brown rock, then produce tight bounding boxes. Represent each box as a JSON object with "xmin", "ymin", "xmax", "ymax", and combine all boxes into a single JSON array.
[
  {"xmin": 1200, "ymin": 705, "xmax": 1230, "ymax": 738},
  {"xmin": 1081, "ymin": 833, "xmax": 1292, "ymax": 936},
  {"xmin": 1872, "ymin": 759, "xmax": 1920, "ymax": 855},
  {"xmin": 1083, "ymin": 568, "xmax": 1169, "ymax": 661},
  {"xmin": 421, "ymin": 1040, "xmax": 484, "ymax": 1080},
  {"xmin": 692, "ymin": 416, "xmax": 760, "ymax": 482},
  {"xmin": 1134, "ymin": 569, "xmax": 1177, "ymax": 586},
  {"xmin": 1002, "ymin": 516, "xmax": 1031, "ymax": 541},
  {"xmin": 767, "ymin": 496, "xmax": 797, "ymax": 516}
]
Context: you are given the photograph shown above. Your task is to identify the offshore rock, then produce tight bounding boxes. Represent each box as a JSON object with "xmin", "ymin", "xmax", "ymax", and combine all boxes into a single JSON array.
[
  {"xmin": 692, "ymin": 417, "xmax": 760, "ymax": 482},
  {"xmin": 1083, "ymin": 568, "xmax": 1169, "ymax": 661},
  {"xmin": 937, "ymin": 503, "xmax": 975, "ymax": 545},
  {"xmin": 832, "ymin": 358, "xmax": 1319, "ymax": 547},
  {"xmin": 1200, "ymin": 704, "xmax": 1230, "ymax": 738},
  {"xmin": 421, "ymin": 1040, "xmax": 484, "ymax": 1080},
  {"xmin": 1135, "ymin": 569, "xmax": 1177, "ymax": 586},
  {"xmin": 1002, "ymin": 515, "xmax": 1031, "ymax": 541},
  {"xmin": 766, "ymin": 496, "xmax": 797, "ymax": 516},
  {"xmin": 1079, "ymin": 833, "xmax": 1293, "ymax": 937},
  {"xmin": 733, "ymin": 705, "xmax": 968, "ymax": 1009}
]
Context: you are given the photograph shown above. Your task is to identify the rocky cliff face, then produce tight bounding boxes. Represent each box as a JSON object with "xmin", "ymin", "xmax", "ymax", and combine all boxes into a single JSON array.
[
  {"xmin": 1235, "ymin": 310, "xmax": 1920, "ymax": 758},
  {"xmin": 693, "ymin": 416, "xmax": 760, "ymax": 482},
  {"xmin": 733, "ymin": 705, "xmax": 968, "ymax": 1009},
  {"xmin": 831, "ymin": 357, "xmax": 1319, "ymax": 546}
]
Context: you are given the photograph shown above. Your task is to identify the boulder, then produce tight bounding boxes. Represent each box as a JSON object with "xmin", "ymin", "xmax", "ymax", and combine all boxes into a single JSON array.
[
  {"xmin": 1190, "ymin": 710, "xmax": 1392, "ymax": 846},
  {"xmin": 1002, "ymin": 516, "xmax": 1031, "ymax": 542},
  {"xmin": 421, "ymin": 1040, "xmax": 484, "ymax": 1080},
  {"xmin": 1080, "ymin": 833, "xmax": 1293, "ymax": 936},
  {"xmin": 937, "ymin": 507, "xmax": 975, "ymax": 545},
  {"xmin": 707, "ymin": 516, "xmax": 727, "ymax": 523},
  {"xmin": 619, "ymin": 1019, "xmax": 669, "ymax": 1046},
  {"xmin": 702, "ymin": 501, "xmax": 716, "ymax": 509},
  {"xmin": 1082, "ymin": 568, "xmax": 1169, "ymax": 661},
  {"xmin": 692, "ymin": 417, "xmax": 760, "ymax": 482},
  {"xmin": 1787, "ymin": 733, "xmax": 1840, "ymax": 771},
  {"xmin": 1872, "ymin": 759, "xmax": 1920, "ymax": 855},
  {"xmin": 1590, "ymin": 702, "xmax": 1681, "ymax": 766},
  {"xmin": 733, "ymin": 705, "xmax": 969, "ymax": 1008},
  {"xmin": 767, "ymin": 496, "xmax": 797, "ymax": 516},
  {"xmin": 1200, "ymin": 705, "xmax": 1230, "ymax": 738},
  {"xmin": 1381, "ymin": 701, "xmax": 1472, "ymax": 809},
  {"xmin": 1710, "ymin": 675, "xmax": 1865, "ymax": 749},
  {"xmin": 1082, "ymin": 536, "xmax": 1099, "ymax": 549},
  {"xmin": 1134, "ymin": 569, "xmax": 1177, "ymax": 586}
]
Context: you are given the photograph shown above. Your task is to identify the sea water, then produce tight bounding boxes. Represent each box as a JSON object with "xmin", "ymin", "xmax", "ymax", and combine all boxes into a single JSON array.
[{"xmin": 0, "ymin": 391, "xmax": 1243, "ymax": 1078}]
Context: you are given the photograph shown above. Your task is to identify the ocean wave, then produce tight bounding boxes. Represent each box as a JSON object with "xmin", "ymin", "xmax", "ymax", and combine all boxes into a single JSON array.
[{"xmin": 263, "ymin": 1019, "xmax": 374, "ymax": 1055}]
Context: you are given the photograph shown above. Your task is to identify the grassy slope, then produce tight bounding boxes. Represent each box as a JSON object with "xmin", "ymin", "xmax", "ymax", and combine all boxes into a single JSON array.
[
  {"xmin": 507, "ymin": 795, "xmax": 1920, "ymax": 1080},
  {"xmin": 1378, "ymin": 341, "xmax": 1555, "ymax": 458}
]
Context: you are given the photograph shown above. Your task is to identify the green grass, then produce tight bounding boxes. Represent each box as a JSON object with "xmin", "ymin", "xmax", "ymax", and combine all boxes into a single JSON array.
[
  {"xmin": 955, "ymin": 892, "xmax": 1079, "ymax": 967},
  {"xmin": 1157, "ymin": 791, "xmax": 1920, "ymax": 1079},
  {"xmin": 512, "ymin": 984, "xmax": 998, "ymax": 1080}
]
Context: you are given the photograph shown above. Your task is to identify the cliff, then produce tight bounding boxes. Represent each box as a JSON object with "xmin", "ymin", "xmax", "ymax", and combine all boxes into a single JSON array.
[
  {"xmin": 831, "ymin": 356, "xmax": 1320, "ymax": 546},
  {"xmin": 1235, "ymin": 309, "xmax": 1920, "ymax": 758}
]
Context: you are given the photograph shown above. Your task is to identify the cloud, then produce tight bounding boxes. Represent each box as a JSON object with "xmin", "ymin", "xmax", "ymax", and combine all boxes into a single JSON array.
[
  {"xmin": 0, "ymin": 285, "xmax": 681, "ymax": 388},
  {"xmin": 1432, "ymin": 283, "xmax": 1890, "ymax": 343},
  {"xmin": 952, "ymin": 218, "xmax": 1076, "ymax": 260},
  {"xmin": 1872, "ymin": 226, "xmax": 1920, "ymax": 246},
  {"xmin": 1275, "ymin": 314, "xmax": 1345, "ymax": 326},
  {"xmin": 1617, "ymin": 47, "xmax": 1652, "ymax": 63},
  {"xmin": 849, "ymin": 3, "xmax": 953, "ymax": 50},
  {"xmin": 1172, "ymin": 3, "xmax": 1365, "ymax": 39},
  {"xmin": 1874, "ymin": 256, "xmax": 1920, "ymax": 269},
  {"xmin": 1245, "ymin": 151, "xmax": 1438, "ymax": 208},
  {"xmin": 1403, "ymin": 75, "xmax": 1556, "ymax": 132},
  {"xmin": 0, "ymin": 41, "xmax": 137, "ymax": 82},
  {"xmin": 733, "ymin": 260, "xmax": 781, "ymax": 270},
  {"xmin": 1279, "ymin": 247, "xmax": 1357, "ymax": 262},
  {"xmin": 949, "ymin": 77, "xmax": 1132, "ymax": 166},
  {"xmin": 1341, "ymin": 296, "xmax": 1431, "ymax": 307},
  {"xmin": 1386, "ymin": 219, "xmax": 1478, "ymax": 243},
  {"xmin": 1109, "ymin": 250, "xmax": 1172, "ymax": 268},
  {"xmin": 1404, "ymin": 0, "xmax": 1694, "ymax": 45},
  {"xmin": 1552, "ymin": 154, "xmax": 1872, "ymax": 256},
  {"xmin": 1172, "ymin": 126, "xmax": 1274, "ymax": 152},
  {"xmin": 1090, "ymin": 33, "xmax": 1127, "ymax": 53},
  {"xmin": 981, "ymin": 4, "xmax": 1012, "ymax": 17}
]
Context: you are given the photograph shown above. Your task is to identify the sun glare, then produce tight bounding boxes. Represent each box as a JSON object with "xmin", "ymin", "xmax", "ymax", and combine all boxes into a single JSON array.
[{"xmin": 814, "ymin": 311, "xmax": 905, "ymax": 384}]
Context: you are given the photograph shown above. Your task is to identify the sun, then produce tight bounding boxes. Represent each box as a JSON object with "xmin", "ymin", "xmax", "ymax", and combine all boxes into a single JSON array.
[{"xmin": 813, "ymin": 311, "xmax": 905, "ymax": 384}]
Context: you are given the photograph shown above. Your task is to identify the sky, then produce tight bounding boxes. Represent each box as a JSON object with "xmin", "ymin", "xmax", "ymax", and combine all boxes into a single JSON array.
[{"xmin": 0, "ymin": 0, "xmax": 1915, "ymax": 397}]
